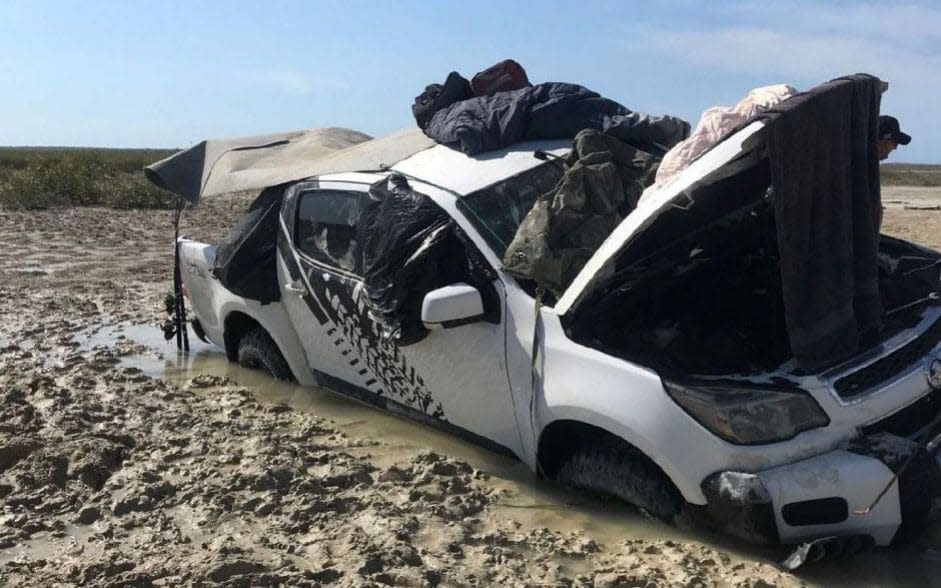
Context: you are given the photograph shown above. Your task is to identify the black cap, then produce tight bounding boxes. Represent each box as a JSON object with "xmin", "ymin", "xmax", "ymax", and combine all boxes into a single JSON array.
[{"xmin": 879, "ymin": 115, "xmax": 911, "ymax": 145}]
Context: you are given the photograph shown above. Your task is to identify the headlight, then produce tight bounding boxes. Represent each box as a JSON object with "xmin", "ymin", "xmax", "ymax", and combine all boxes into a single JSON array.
[{"xmin": 664, "ymin": 381, "xmax": 829, "ymax": 445}]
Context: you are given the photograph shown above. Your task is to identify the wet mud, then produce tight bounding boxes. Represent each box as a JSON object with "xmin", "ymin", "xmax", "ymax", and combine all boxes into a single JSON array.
[{"xmin": 0, "ymin": 190, "xmax": 939, "ymax": 586}]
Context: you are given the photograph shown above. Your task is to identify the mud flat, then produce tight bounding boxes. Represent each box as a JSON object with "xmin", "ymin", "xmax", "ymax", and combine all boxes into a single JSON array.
[
  {"xmin": 882, "ymin": 186, "xmax": 941, "ymax": 252},
  {"xmin": 1, "ymin": 193, "xmax": 939, "ymax": 586}
]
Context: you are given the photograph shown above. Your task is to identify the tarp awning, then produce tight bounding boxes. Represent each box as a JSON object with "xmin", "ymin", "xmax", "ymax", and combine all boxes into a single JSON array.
[{"xmin": 145, "ymin": 127, "xmax": 436, "ymax": 203}]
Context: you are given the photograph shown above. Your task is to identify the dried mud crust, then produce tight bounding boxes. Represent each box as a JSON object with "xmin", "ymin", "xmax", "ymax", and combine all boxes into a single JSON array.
[{"xmin": 9, "ymin": 199, "xmax": 935, "ymax": 585}]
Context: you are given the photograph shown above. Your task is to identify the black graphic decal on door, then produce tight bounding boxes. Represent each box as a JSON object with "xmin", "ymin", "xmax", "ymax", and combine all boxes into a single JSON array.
[{"xmin": 299, "ymin": 262, "xmax": 445, "ymax": 420}]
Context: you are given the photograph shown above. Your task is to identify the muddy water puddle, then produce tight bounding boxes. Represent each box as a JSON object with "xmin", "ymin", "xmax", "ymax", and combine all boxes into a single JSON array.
[
  {"xmin": 0, "ymin": 524, "xmax": 96, "ymax": 567},
  {"xmin": 74, "ymin": 321, "xmax": 941, "ymax": 586},
  {"xmin": 75, "ymin": 323, "xmax": 676, "ymax": 538}
]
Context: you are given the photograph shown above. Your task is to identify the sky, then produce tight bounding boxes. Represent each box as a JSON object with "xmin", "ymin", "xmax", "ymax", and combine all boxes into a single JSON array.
[{"xmin": 1, "ymin": 0, "xmax": 939, "ymax": 163}]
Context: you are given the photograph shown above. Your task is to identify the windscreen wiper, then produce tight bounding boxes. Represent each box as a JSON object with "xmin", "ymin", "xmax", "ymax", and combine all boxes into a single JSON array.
[{"xmin": 885, "ymin": 291, "xmax": 941, "ymax": 317}]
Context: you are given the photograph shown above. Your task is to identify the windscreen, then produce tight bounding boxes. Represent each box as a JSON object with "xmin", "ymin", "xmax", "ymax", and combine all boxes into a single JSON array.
[{"xmin": 457, "ymin": 161, "xmax": 563, "ymax": 257}]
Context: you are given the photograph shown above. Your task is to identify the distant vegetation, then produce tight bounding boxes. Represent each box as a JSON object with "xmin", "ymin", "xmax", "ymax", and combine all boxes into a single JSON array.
[
  {"xmin": 0, "ymin": 146, "xmax": 937, "ymax": 210},
  {"xmin": 881, "ymin": 163, "xmax": 941, "ymax": 187},
  {"xmin": 0, "ymin": 147, "xmax": 179, "ymax": 209}
]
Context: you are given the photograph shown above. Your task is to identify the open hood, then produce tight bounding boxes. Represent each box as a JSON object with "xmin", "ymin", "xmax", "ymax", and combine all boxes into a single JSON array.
[
  {"xmin": 555, "ymin": 120, "xmax": 768, "ymax": 317},
  {"xmin": 145, "ymin": 127, "xmax": 436, "ymax": 203},
  {"xmin": 557, "ymin": 73, "xmax": 886, "ymax": 373}
]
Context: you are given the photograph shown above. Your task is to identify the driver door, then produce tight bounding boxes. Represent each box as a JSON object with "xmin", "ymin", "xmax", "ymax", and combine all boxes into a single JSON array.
[{"xmin": 277, "ymin": 179, "xmax": 523, "ymax": 455}]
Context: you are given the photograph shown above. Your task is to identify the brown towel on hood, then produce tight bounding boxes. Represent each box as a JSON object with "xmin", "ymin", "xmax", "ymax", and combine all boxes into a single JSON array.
[{"xmin": 761, "ymin": 74, "xmax": 884, "ymax": 371}]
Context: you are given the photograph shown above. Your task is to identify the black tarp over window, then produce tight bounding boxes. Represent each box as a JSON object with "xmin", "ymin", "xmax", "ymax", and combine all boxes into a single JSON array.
[
  {"xmin": 358, "ymin": 175, "xmax": 498, "ymax": 345},
  {"xmin": 211, "ymin": 185, "xmax": 285, "ymax": 304}
]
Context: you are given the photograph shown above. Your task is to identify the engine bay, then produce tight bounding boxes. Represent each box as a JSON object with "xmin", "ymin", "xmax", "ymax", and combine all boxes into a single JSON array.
[{"xmin": 565, "ymin": 161, "xmax": 941, "ymax": 378}]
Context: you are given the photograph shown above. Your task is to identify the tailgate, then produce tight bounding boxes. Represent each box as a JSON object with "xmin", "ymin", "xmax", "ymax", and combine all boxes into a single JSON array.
[{"xmin": 178, "ymin": 239, "xmax": 218, "ymax": 332}]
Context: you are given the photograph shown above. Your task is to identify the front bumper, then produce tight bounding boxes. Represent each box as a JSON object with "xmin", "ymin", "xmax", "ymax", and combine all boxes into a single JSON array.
[{"xmin": 701, "ymin": 432, "xmax": 941, "ymax": 546}]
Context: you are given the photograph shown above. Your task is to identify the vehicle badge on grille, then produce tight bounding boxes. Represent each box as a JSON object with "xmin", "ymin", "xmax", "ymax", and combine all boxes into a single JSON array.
[{"xmin": 928, "ymin": 356, "xmax": 941, "ymax": 391}]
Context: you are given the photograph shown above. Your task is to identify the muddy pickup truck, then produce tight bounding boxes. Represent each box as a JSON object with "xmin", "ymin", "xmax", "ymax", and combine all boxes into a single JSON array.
[{"xmin": 148, "ymin": 90, "xmax": 941, "ymax": 551}]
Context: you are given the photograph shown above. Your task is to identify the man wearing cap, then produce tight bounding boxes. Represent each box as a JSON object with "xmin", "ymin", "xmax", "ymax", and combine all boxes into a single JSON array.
[{"xmin": 878, "ymin": 115, "xmax": 911, "ymax": 161}]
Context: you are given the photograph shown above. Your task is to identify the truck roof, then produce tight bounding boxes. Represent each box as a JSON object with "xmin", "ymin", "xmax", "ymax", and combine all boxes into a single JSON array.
[{"xmin": 390, "ymin": 139, "xmax": 571, "ymax": 196}]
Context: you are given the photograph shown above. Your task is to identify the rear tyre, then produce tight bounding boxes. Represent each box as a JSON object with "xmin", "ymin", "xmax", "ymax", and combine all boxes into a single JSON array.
[
  {"xmin": 237, "ymin": 328, "xmax": 295, "ymax": 381},
  {"xmin": 555, "ymin": 437, "xmax": 683, "ymax": 522}
]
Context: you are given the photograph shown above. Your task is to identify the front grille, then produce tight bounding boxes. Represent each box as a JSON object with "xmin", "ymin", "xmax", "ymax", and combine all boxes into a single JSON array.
[
  {"xmin": 861, "ymin": 389, "xmax": 941, "ymax": 438},
  {"xmin": 834, "ymin": 318, "xmax": 941, "ymax": 399}
]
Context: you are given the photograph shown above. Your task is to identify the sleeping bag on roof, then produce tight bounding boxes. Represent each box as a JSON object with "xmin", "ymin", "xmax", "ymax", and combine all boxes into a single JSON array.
[{"xmin": 421, "ymin": 82, "xmax": 690, "ymax": 156}]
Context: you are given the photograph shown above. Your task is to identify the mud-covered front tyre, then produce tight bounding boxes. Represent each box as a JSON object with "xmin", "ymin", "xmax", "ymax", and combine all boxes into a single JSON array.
[
  {"xmin": 237, "ymin": 328, "xmax": 295, "ymax": 381},
  {"xmin": 555, "ymin": 439, "xmax": 683, "ymax": 522}
]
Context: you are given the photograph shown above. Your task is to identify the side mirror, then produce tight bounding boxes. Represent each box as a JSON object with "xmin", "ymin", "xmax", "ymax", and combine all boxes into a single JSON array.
[{"xmin": 421, "ymin": 283, "xmax": 484, "ymax": 328}]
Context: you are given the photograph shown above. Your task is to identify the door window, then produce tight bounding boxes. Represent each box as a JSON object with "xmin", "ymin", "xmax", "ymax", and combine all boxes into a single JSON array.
[{"xmin": 295, "ymin": 190, "xmax": 370, "ymax": 273}]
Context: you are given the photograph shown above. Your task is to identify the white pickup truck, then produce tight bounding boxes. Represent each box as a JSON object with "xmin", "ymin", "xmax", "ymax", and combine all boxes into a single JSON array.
[{"xmin": 166, "ymin": 120, "xmax": 941, "ymax": 551}]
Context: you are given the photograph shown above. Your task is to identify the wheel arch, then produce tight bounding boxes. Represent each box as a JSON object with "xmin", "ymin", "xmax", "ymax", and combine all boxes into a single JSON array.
[
  {"xmin": 216, "ymin": 299, "xmax": 317, "ymax": 387},
  {"xmin": 536, "ymin": 414, "xmax": 695, "ymax": 503},
  {"xmin": 222, "ymin": 311, "xmax": 264, "ymax": 362}
]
